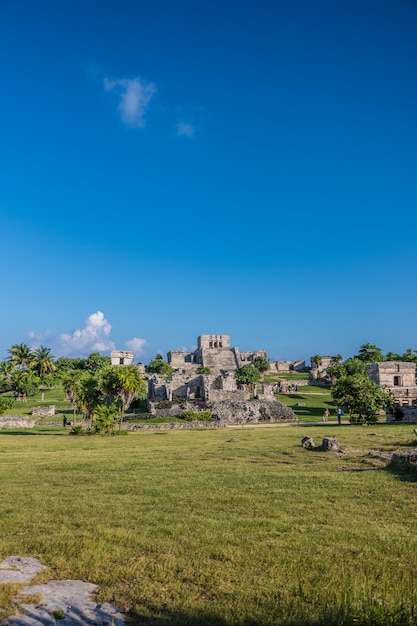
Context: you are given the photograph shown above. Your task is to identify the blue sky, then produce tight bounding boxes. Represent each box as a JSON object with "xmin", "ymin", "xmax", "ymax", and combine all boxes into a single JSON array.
[{"xmin": 1, "ymin": 0, "xmax": 417, "ymax": 364}]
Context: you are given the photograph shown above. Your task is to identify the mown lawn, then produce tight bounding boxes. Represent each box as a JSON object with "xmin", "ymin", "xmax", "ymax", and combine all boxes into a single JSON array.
[{"xmin": 0, "ymin": 423, "xmax": 417, "ymax": 625}]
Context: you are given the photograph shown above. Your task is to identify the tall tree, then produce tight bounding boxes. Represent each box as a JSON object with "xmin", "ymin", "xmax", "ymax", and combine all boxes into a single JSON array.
[
  {"xmin": 331, "ymin": 373, "xmax": 392, "ymax": 423},
  {"xmin": 355, "ymin": 343, "xmax": 384, "ymax": 363},
  {"xmin": 8, "ymin": 343, "xmax": 33, "ymax": 369},
  {"xmin": 0, "ymin": 361, "xmax": 17, "ymax": 392},
  {"xmin": 99, "ymin": 365, "xmax": 147, "ymax": 419},
  {"xmin": 11, "ymin": 369, "xmax": 40, "ymax": 397},
  {"xmin": 146, "ymin": 355, "xmax": 173, "ymax": 377},
  {"xmin": 235, "ymin": 365, "xmax": 261, "ymax": 392},
  {"xmin": 253, "ymin": 356, "xmax": 270, "ymax": 380},
  {"xmin": 30, "ymin": 346, "xmax": 56, "ymax": 379}
]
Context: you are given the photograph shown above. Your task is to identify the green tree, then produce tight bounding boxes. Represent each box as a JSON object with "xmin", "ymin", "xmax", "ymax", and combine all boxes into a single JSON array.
[
  {"xmin": 0, "ymin": 396, "xmax": 13, "ymax": 415},
  {"xmin": 62, "ymin": 370, "xmax": 101, "ymax": 425},
  {"xmin": 235, "ymin": 365, "xmax": 261, "ymax": 391},
  {"xmin": 92, "ymin": 403, "xmax": 119, "ymax": 434},
  {"xmin": 355, "ymin": 343, "xmax": 384, "ymax": 363},
  {"xmin": 146, "ymin": 355, "xmax": 174, "ymax": 377},
  {"xmin": 30, "ymin": 346, "xmax": 56, "ymax": 378},
  {"xmin": 253, "ymin": 356, "xmax": 270, "ymax": 380},
  {"xmin": 56, "ymin": 356, "xmax": 88, "ymax": 373},
  {"xmin": 331, "ymin": 373, "xmax": 392, "ymax": 424},
  {"xmin": 312, "ymin": 355, "xmax": 322, "ymax": 368},
  {"xmin": 99, "ymin": 365, "xmax": 147, "ymax": 423},
  {"xmin": 7, "ymin": 343, "xmax": 33, "ymax": 369},
  {"xmin": 11, "ymin": 369, "xmax": 40, "ymax": 397},
  {"xmin": 196, "ymin": 366, "xmax": 211, "ymax": 375},
  {"xmin": 0, "ymin": 361, "xmax": 16, "ymax": 392},
  {"xmin": 87, "ymin": 352, "xmax": 111, "ymax": 371},
  {"xmin": 401, "ymin": 348, "xmax": 417, "ymax": 363}
]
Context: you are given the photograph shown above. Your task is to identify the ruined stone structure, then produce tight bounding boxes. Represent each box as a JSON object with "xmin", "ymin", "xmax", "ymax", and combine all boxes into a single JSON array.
[
  {"xmin": 148, "ymin": 335, "xmax": 267, "ymax": 401},
  {"xmin": 110, "ymin": 350, "xmax": 133, "ymax": 366},
  {"xmin": 367, "ymin": 362, "xmax": 417, "ymax": 407},
  {"xmin": 167, "ymin": 334, "xmax": 266, "ymax": 375},
  {"xmin": 32, "ymin": 405, "xmax": 55, "ymax": 417},
  {"xmin": 269, "ymin": 360, "xmax": 307, "ymax": 372},
  {"xmin": 0, "ymin": 416, "xmax": 35, "ymax": 429},
  {"xmin": 309, "ymin": 355, "xmax": 338, "ymax": 384},
  {"xmin": 147, "ymin": 334, "xmax": 297, "ymax": 422}
]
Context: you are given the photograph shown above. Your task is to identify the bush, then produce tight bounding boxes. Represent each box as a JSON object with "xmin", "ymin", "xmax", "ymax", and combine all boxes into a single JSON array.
[
  {"xmin": 0, "ymin": 397, "xmax": 13, "ymax": 415},
  {"xmin": 181, "ymin": 409, "xmax": 212, "ymax": 422},
  {"xmin": 69, "ymin": 425, "xmax": 84, "ymax": 435}
]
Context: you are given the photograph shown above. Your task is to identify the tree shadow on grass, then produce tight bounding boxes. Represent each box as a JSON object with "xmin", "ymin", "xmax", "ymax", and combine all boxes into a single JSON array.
[
  {"xmin": 384, "ymin": 458, "xmax": 417, "ymax": 482},
  {"xmin": 0, "ymin": 429, "xmax": 67, "ymax": 436},
  {"xmin": 126, "ymin": 603, "xmax": 415, "ymax": 626}
]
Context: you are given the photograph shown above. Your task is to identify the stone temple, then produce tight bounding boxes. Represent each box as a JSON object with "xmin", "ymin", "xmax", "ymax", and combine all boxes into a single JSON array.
[
  {"xmin": 149, "ymin": 334, "xmax": 267, "ymax": 402},
  {"xmin": 147, "ymin": 334, "xmax": 297, "ymax": 424}
]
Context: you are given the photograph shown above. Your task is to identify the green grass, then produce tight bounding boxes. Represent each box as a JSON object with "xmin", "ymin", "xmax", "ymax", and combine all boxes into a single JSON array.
[
  {"xmin": 1, "ymin": 424, "xmax": 417, "ymax": 624},
  {"xmin": 277, "ymin": 387, "xmax": 336, "ymax": 422},
  {"xmin": 0, "ymin": 386, "xmax": 71, "ymax": 418},
  {"xmin": 265, "ymin": 372, "xmax": 310, "ymax": 381}
]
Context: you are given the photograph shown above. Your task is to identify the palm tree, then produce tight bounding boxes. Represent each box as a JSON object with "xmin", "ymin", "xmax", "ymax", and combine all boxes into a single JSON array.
[
  {"xmin": 0, "ymin": 360, "xmax": 17, "ymax": 392},
  {"xmin": 11, "ymin": 368, "xmax": 40, "ymax": 397},
  {"xmin": 30, "ymin": 346, "xmax": 56, "ymax": 379},
  {"xmin": 116, "ymin": 365, "xmax": 147, "ymax": 414},
  {"xmin": 99, "ymin": 365, "xmax": 147, "ymax": 425},
  {"xmin": 8, "ymin": 343, "xmax": 33, "ymax": 369}
]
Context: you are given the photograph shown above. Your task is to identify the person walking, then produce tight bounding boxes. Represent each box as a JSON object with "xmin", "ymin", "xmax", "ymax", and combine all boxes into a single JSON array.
[
  {"xmin": 337, "ymin": 408, "xmax": 342, "ymax": 424},
  {"xmin": 323, "ymin": 408, "xmax": 330, "ymax": 422}
]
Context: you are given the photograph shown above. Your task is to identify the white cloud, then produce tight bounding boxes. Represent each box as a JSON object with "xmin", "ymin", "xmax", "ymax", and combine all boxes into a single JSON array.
[
  {"xmin": 104, "ymin": 76, "xmax": 157, "ymax": 128},
  {"xmin": 176, "ymin": 122, "xmax": 195, "ymax": 138},
  {"xmin": 27, "ymin": 329, "xmax": 54, "ymax": 349},
  {"xmin": 125, "ymin": 337, "xmax": 146, "ymax": 355},
  {"xmin": 59, "ymin": 311, "xmax": 115, "ymax": 356}
]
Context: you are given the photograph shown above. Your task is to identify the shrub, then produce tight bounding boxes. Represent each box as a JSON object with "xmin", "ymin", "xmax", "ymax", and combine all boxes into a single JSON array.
[
  {"xmin": 0, "ymin": 397, "xmax": 13, "ymax": 415},
  {"xmin": 69, "ymin": 425, "xmax": 84, "ymax": 435},
  {"xmin": 181, "ymin": 409, "xmax": 212, "ymax": 422}
]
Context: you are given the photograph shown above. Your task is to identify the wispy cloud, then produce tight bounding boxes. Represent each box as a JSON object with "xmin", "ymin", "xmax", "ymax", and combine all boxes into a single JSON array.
[
  {"xmin": 59, "ymin": 311, "xmax": 115, "ymax": 356},
  {"xmin": 125, "ymin": 337, "xmax": 146, "ymax": 356},
  {"xmin": 176, "ymin": 122, "xmax": 195, "ymax": 138},
  {"xmin": 104, "ymin": 76, "xmax": 157, "ymax": 128}
]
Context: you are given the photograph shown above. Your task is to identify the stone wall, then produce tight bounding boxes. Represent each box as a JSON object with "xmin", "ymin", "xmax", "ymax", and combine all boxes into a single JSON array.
[
  {"xmin": 209, "ymin": 399, "xmax": 297, "ymax": 424},
  {"xmin": 269, "ymin": 360, "xmax": 307, "ymax": 372},
  {"xmin": 0, "ymin": 416, "xmax": 36, "ymax": 429},
  {"xmin": 32, "ymin": 405, "xmax": 56, "ymax": 417},
  {"xmin": 208, "ymin": 390, "xmax": 249, "ymax": 402}
]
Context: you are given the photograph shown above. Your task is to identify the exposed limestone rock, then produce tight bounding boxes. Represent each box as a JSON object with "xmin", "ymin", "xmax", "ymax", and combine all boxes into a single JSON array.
[
  {"xmin": 322, "ymin": 437, "xmax": 339, "ymax": 451},
  {"xmin": 301, "ymin": 436, "xmax": 315, "ymax": 448},
  {"xmin": 209, "ymin": 399, "xmax": 297, "ymax": 424},
  {"xmin": 32, "ymin": 405, "xmax": 55, "ymax": 417},
  {"xmin": 390, "ymin": 449, "xmax": 417, "ymax": 464}
]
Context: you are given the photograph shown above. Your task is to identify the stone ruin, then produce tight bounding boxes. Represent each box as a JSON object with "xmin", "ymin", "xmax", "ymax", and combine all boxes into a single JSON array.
[
  {"xmin": 0, "ymin": 416, "xmax": 35, "ymax": 429},
  {"xmin": 110, "ymin": 350, "xmax": 134, "ymax": 366},
  {"xmin": 31, "ymin": 405, "xmax": 56, "ymax": 417},
  {"xmin": 147, "ymin": 334, "xmax": 298, "ymax": 424},
  {"xmin": 368, "ymin": 362, "xmax": 417, "ymax": 411}
]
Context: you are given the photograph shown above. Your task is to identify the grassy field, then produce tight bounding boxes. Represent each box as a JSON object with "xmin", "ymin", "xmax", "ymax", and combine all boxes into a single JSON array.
[
  {"xmin": 277, "ymin": 387, "xmax": 337, "ymax": 422},
  {"xmin": 1, "ymin": 423, "xmax": 417, "ymax": 625}
]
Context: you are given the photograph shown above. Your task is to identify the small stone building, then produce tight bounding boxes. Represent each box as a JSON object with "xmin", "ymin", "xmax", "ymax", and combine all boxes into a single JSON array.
[
  {"xmin": 367, "ymin": 362, "xmax": 417, "ymax": 406},
  {"xmin": 110, "ymin": 350, "xmax": 133, "ymax": 366}
]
